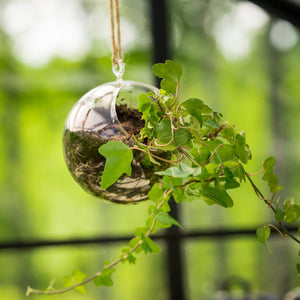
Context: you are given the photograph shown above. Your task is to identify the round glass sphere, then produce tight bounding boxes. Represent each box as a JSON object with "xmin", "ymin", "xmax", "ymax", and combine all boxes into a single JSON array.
[{"xmin": 63, "ymin": 80, "xmax": 169, "ymax": 204}]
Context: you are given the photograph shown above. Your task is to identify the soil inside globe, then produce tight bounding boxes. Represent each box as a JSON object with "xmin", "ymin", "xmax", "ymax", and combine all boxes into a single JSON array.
[{"xmin": 116, "ymin": 104, "xmax": 145, "ymax": 136}]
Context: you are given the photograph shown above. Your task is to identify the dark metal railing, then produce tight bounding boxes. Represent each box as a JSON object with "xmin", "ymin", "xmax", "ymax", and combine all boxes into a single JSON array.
[{"xmin": 0, "ymin": 225, "xmax": 297, "ymax": 251}]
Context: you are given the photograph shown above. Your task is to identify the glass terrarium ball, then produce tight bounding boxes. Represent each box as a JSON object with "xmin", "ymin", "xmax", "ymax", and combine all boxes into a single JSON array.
[{"xmin": 63, "ymin": 80, "xmax": 168, "ymax": 204}]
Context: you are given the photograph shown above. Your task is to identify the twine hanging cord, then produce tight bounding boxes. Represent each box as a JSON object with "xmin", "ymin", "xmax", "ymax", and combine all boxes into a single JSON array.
[{"xmin": 109, "ymin": 0, "xmax": 123, "ymax": 65}]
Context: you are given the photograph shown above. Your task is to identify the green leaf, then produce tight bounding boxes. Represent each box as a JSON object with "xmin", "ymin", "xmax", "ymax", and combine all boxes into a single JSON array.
[
  {"xmin": 263, "ymin": 156, "xmax": 276, "ymax": 170},
  {"xmin": 284, "ymin": 204, "xmax": 300, "ymax": 223},
  {"xmin": 129, "ymin": 237, "xmax": 142, "ymax": 253},
  {"xmin": 214, "ymin": 144, "xmax": 235, "ymax": 163},
  {"xmin": 262, "ymin": 157, "xmax": 280, "ymax": 194},
  {"xmin": 173, "ymin": 188, "xmax": 186, "ymax": 203},
  {"xmin": 201, "ymin": 186, "xmax": 233, "ymax": 208},
  {"xmin": 174, "ymin": 188, "xmax": 197, "ymax": 203},
  {"xmin": 190, "ymin": 117, "xmax": 204, "ymax": 142},
  {"xmin": 256, "ymin": 226, "xmax": 272, "ymax": 253},
  {"xmin": 297, "ymin": 264, "xmax": 300, "ymax": 274},
  {"xmin": 181, "ymin": 98, "xmax": 211, "ymax": 125},
  {"xmin": 138, "ymin": 93, "xmax": 152, "ymax": 123},
  {"xmin": 141, "ymin": 234, "xmax": 160, "ymax": 254},
  {"xmin": 174, "ymin": 127, "xmax": 192, "ymax": 146},
  {"xmin": 159, "ymin": 200, "xmax": 171, "ymax": 212},
  {"xmin": 223, "ymin": 160, "xmax": 239, "ymax": 169},
  {"xmin": 203, "ymin": 119, "xmax": 219, "ymax": 128},
  {"xmin": 190, "ymin": 147, "xmax": 211, "ymax": 165},
  {"xmin": 262, "ymin": 172, "xmax": 279, "ymax": 194},
  {"xmin": 235, "ymin": 133, "xmax": 248, "ymax": 164},
  {"xmin": 149, "ymin": 105, "xmax": 163, "ymax": 123},
  {"xmin": 93, "ymin": 267, "xmax": 115, "ymax": 287},
  {"xmin": 126, "ymin": 252, "xmax": 136, "ymax": 264},
  {"xmin": 153, "ymin": 208, "xmax": 183, "ymax": 229},
  {"xmin": 162, "ymin": 175, "xmax": 183, "ymax": 187},
  {"xmin": 147, "ymin": 196, "xmax": 170, "ymax": 213},
  {"xmin": 129, "ymin": 237, "xmax": 139, "ymax": 248},
  {"xmin": 256, "ymin": 226, "xmax": 271, "ymax": 243},
  {"xmin": 160, "ymin": 177, "xmax": 183, "ymax": 204},
  {"xmin": 161, "ymin": 177, "xmax": 178, "ymax": 193},
  {"xmin": 275, "ymin": 208, "xmax": 284, "ymax": 222},
  {"xmin": 63, "ymin": 270, "xmax": 87, "ymax": 295},
  {"xmin": 221, "ymin": 127, "xmax": 235, "ymax": 140},
  {"xmin": 148, "ymin": 183, "xmax": 164, "ymax": 202},
  {"xmin": 152, "ymin": 60, "xmax": 182, "ymax": 94},
  {"xmin": 73, "ymin": 269, "xmax": 87, "ymax": 283},
  {"xmin": 155, "ymin": 119, "xmax": 191, "ymax": 149},
  {"xmin": 283, "ymin": 197, "xmax": 295, "ymax": 211},
  {"xmin": 156, "ymin": 162, "xmax": 201, "ymax": 178},
  {"xmin": 207, "ymin": 139, "xmax": 223, "ymax": 151},
  {"xmin": 223, "ymin": 161, "xmax": 245, "ymax": 182},
  {"xmin": 140, "ymin": 234, "xmax": 152, "ymax": 254},
  {"xmin": 146, "ymin": 237, "xmax": 160, "ymax": 253},
  {"xmin": 155, "ymin": 119, "xmax": 173, "ymax": 145},
  {"xmin": 224, "ymin": 178, "xmax": 240, "ymax": 190},
  {"xmin": 98, "ymin": 141, "xmax": 133, "ymax": 189},
  {"xmin": 204, "ymin": 163, "xmax": 218, "ymax": 175},
  {"xmin": 121, "ymin": 248, "xmax": 136, "ymax": 264}
]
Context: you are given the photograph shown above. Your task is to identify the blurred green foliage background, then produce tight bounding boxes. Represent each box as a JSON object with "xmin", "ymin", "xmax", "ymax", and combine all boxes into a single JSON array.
[{"xmin": 0, "ymin": 0, "xmax": 299, "ymax": 299}]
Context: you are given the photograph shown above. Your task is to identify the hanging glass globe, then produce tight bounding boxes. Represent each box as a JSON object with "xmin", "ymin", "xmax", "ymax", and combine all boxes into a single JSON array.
[{"xmin": 63, "ymin": 69, "xmax": 169, "ymax": 204}]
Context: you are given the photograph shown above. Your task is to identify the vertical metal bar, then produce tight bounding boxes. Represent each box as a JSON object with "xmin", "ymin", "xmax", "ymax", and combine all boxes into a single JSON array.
[
  {"xmin": 150, "ymin": 0, "xmax": 171, "ymax": 85},
  {"xmin": 164, "ymin": 197, "xmax": 186, "ymax": 300},
  {"xmin": 150, "ymin": 1, "xmax": 186, "ymax": 300}
]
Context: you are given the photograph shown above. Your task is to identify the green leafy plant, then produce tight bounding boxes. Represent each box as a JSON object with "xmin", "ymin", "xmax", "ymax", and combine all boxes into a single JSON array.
[{"xmin": 26, "ymin": 60, "xmax": 300, "ymax": 296}]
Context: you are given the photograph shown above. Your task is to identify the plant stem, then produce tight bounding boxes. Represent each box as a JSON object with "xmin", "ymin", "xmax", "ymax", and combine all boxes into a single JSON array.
[
  {"xmin": 247, "ymin": 169, "xmax": 264, "ymax": 176},
  {"xmin": 278, "ymin": 222, "xmax": 300, "ymax": 244},
  {"xmin": 129, "ymin": 146, "xmax": 183, "ymax": 163},
  {"xmin": 245, "ymin": 172, "xmax": 275, "ymax": 212},
  {"xmin": 266, "ymin": 224, "xmax": 286, "ymax": 238},
  {"xmin": 246, "ymin": 173, "xmax": 300, "ymax": 244},
  {"xmin": 26, "ymin": 191, "xmax": 171, "ymax": 296}
]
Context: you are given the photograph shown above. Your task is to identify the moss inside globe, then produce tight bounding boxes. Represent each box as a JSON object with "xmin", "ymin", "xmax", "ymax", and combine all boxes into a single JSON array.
[{"xmin": 63, "ymin": 80, "xmax": 169, "ymax": 204}]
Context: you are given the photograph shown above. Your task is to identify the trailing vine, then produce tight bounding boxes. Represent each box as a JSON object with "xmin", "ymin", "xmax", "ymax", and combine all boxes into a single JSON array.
[{"xmin": 26, "ymin": 60, "xmax": 300, "ymax": 296}]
